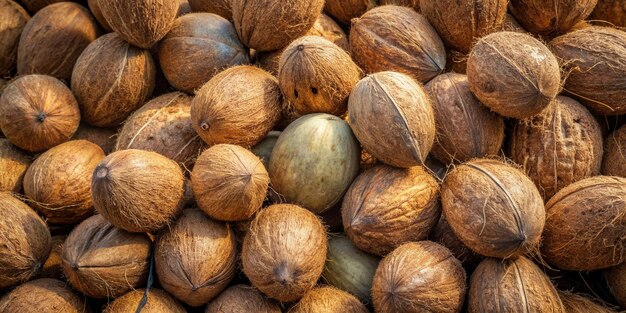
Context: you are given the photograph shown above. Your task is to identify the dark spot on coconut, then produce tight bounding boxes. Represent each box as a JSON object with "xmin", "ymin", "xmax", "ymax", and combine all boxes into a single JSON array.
[
  {"xmin": 274, "ymin": 261, "xmax": 294, "ymax": 286},
  {"xmin": 200, "ymin": 122, "xmax": 210, "ymax": 131},
  {"xmin": 36, "ymin": 112, "xmax": 46, "ymax": 123},
  {"xmin": 484, "ymin": 82, "xmax": 495, "ymax": 93},
  {"xmin": 311, "ymin": 87, "xmax": 318, "ymax": 94},
  {"xmin": 294, "ymin": 89, "xmax": 299, "ymax": 98},
  {"xmin": 297, "ymin": 44, "xmax": 305, "ymax": 51},
  {"xmin": 95, "ymin": 166, "xmax": 109, "ymax": 179}
]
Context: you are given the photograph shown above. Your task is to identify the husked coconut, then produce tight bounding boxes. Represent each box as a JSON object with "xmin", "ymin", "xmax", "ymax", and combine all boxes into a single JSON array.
[
  {"xmin": 591, "ymin": 0, "xmax": 626, "ymax": 27},
  {"xmin": 291, "ymin": 286, "xmax": 368, "ymax": 313},
  {"xmin": 324, "ymin": 0, "xmax": 368, "ymax": 24},
  {"xmin": 0, "ymin": 278, "xmax": 88, "ymax": 313},
  {"xmin": 0, "ymin": 0, "xmax": 29, "ymax": 75},
  {"xmin": 509, "ymin": 0, "xmax": 598, "ymax": 36},
  {"xmin": 72, "ymin": 124, "xmax": 117, "ymax": 154},
  {"xmin": 429, "ymin": 215, "xmax": 483, "ymax": 267},
  {"xmin": 602, "ymin": 124, "xmax": 626, "ymax": 177},
  {"xmin": 87, "ymin": 0, "xmax": 111, "ymax": 31},
  {"xmin": 188, "ymin": 0, "xmax": 231, "ymax": 20},
  {"xmin": 205, "ymin": 284, "xmax": 281, "ymax": 313},
  {"xmin": 605, "ymin": 262, "xmax": 626, "ymax": 308},
  {"xmin": 0, "ymin": 138, "xmax": 31, "ymax": 192},
  {"xmin": 104, "ymin": 289, "xmax": 186, "ymax": 313},
  {"xmin": 559, "ymin": 291, "xmax": 618, "ymax": 313}
]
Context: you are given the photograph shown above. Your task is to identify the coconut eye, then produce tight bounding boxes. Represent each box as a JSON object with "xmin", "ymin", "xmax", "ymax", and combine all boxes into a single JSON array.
[
  {"xmin": 294, "ymin": 89, "xmax": 299, "ymax": 98},
  {"xmin": 200, "ymin": 122, "xmax": 210, "ymax": 131},
  {"xmin": 311, "ymin": 87, "xmax": 318, "ymax": 94}
]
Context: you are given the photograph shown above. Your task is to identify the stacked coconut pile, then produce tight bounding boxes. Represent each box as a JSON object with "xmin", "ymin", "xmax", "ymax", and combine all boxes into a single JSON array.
[{"xmin": 0, "ymin": 0, "xmax": 625, "ymax": 312}]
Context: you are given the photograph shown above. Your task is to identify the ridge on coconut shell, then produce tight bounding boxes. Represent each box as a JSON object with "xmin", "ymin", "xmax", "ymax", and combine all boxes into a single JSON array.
[
  {"xmin": 205, "ymin": 284, "xmax": 281, "ymax": 313},
  {"xmin": 602, "ymin": 124, "xmax": 626, "ymax": 177},
  {"xmin": 290, "ymin": 286, "xmax": 368, "ymax": 313},
  {"xmin": 590, "ymin": 0, "xmax": 626, "ymax": 28},
  {"xmin": 0, "ymin": 0, "xmax": 29, "ymax": 76},
  {"xmin": 379, "ymin": 0, "xmax": 420, "ymax": 11},
  {"xmin": 605, "ymin": 262, "xmax": 626, "ymax": 308},
  {"xmin": 323, "ymin": 0, "xmax": 369, "ymax": 25},
  {"xmin": 188, "ymin": 0, "xmax": 232, "ymax": 20},
  {"xmin": 104, "ymin": 289, "xmax": 186, "ymax": 313},
  {"xmin": 0, "ymin": 278, "xmax": 89, "ymax": 313},
  {"xmin": 509, "ymin": 0, "xmax": 598, "ymax": 36},
  {"xmin": 559, "ymin": 291, "xmax": 619, "ymax": 313},
  {"xmin": 0, "ymin": 138, "xmax": 31, "ymax": 192}
]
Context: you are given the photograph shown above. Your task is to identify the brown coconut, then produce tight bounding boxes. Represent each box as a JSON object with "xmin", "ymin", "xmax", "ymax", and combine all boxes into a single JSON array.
[
  {"xmin": 542, "ymin": 176, "xmax": 626, "ymax": 271},
  {"xmin": 0, "ymin": 74, "xmax": 80, "ymax": 152},
  {"xmin": 87, "ymin": 0, "xmax": 111, "ymax": 31},
  {"xmin": 16, "ymin": 0, "xmax": 65, "ymax": 13},
  {"xmin": 242, "ymin": 204, "xmax": 328, "ymax": 302},
  {"xmin": 429, "ymin": 215, "xmax": 483, "ymax": 267},
  {"xmin": 606, "ymin": 262, "xmax": 626, "ymax": 308},
  {"xmin": 468, "ymin": 257, "xmax": 565, "ymax": 313},
  {"xmin": 0, "ymin": 278, "xmax": 88, "ymax": 313},
  {"xmin": 442, "ymin": 158, "xmax": 545, "ymax": 259},
  {"xmin": 17, "ymin": 2, "xmax": 98, "ymax": 81},
  {"xmin": 559, "ymin": 291, "xmax": 618, "ymax": 313},
  {"xmin": 115, "ymin": 92, "xmax": 204, "ymax": 167},
  {"xmin": 0, "ymin": 138, "xmax": 31, "ymax": 192},
  {"xmin": 348, "ymin": 71, "xmax": 436, "ymax": 168},
  {"xmin": 591, "ymin": 0, "xmax": 626, "ymax": 27},
  {"xmin": 324, "ymin": 0, "xmax": 368, "ymax": 25},
  {"xmin": 191, "ymin": 65, "xmax": 281, "ymax": 147},
  {"xmin": 509, "ymin": 0, "xmax": 598, "ymax": 36},
  {"xmin": 0, "ymin": 0, "xmax": 29, "ymax": 75},
  {"xmin": 502, "ymin": 13, "xmax": 527, "ymax": 32},
  {"xmin": 251, "ymin": 130, "xmax": 280, "ymax": 168},
  {"xmin": 61, "ymin": 215, "xmax": 151, "ymax": 298},
  {"xmin": 189, "ymin": 0, "xmax": 231, "ymax": 20},
  {"xmin": 104, "ymin": 289, "xmax": 186, "ymax": 313},
  {"xmin": 177, "ymin": 0, "xmax": 191, "ymax": 16},
  {"xmin": 425, "ymin": 73, "xmax": 505, "ymax": 164},
  {"xmin": 23, "ymin": 140, "xmax": 104, "ymax": 224},
  {"xmin": 550, "ymin": 27, "xmax": 626, "ymax": 116},
  {"xmin": 603, "ymin": 125, "xmax": 626, "ymax": 177},
  {"xmin": 205, "ymin": 285, "xmax": 280, "ymax": 313},
  {"xmin": 158, "ymin": 13, "xmax": 250, "ymax": 94},
  {"xmin": 291, "ymin": 286, "xmax": 368, "ymax": 313},
  {"xmin": 72, "ymin": 32, "xmax": 156, "ymax": 127},
  {"xmin": 350, "ymin": 6, "xmax": 446, "ymax": 83},
  {"xmin": 72, "ymin": 124, "xmax": 117, "ymax": 154},
  {"xmin": 371, "ymin": 241, "xmax": 466, "ymax": 313},
  {"xmin": 37, "ymin": 235, "xmax": 63, "ymax": 279},
  {"xmin": 0, "ymin": 192, "xmax": 51, "ymax": 289},
  {"xmin": 379, "ymin": 0, "xmax": 420, "ymax": 11},
  {"xmin": 467, "ymin": 31, "xmax": 560, "ymax": 119}
]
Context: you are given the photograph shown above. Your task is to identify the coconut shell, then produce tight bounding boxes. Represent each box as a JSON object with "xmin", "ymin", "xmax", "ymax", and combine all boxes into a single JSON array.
[
  {"xmin": 72, "ymin": 32, "xmax": 156, "ymax": 127},
  {"xmin": 379, "ymin": 0, "xmax": 420, "ymax": 11},
  {"xmin": 348, "ymin": 71, "xmax": 436, "ymax": 168},
  {"xmin": 87, "ymin": 0, "xmax": 111, "ymax": 31},
  {"xmin": 0, "ymin": 278, "xmax": 88, "ymax": 313},
  {"xmin": 291, "ymin": 286, "xmax": 368, "ymax": 313},
  {"xmin": 606, "ymin": 262, "xmax": 626, "ymax": 308},
  {"xmin": 251, "ymin": 130, "xmax": 280, "ymax": 168},
  {"xmin": 16, "ymin": 0, "xmax": 65, "ymax": 13},
  {"xmin": 603, "ymin": 125, "xmax": 626, "ymax": 177},
  {"xmin": 468, "ymin": 257, "xmax": 565, "ymax": 313},
  {"xmin": 502, "ymin": 13, "xmax": 527, "ymax": 32},
  {"xmin": 205, "ymin": 284, "xmax": 281, "ymax": 313},
  {"xmin": 0, "ymin": 192, "xmax": 51, "ymax": 289},
  {"xmin": 550, "ymin": 27, "xmax": 626, "ymax": 116},
  {"xmin": 0, "ymin": 0, "xmax": 29, "ymax": 75},
  {"xmin": 591, "ymin": 0, "xmax": 626, "ymax": 27},
  {"xmin": 0, "ymin": 138, "xmax": 31, "ymax": 192},
  {"xmin": 371, "ymin": 241, "xmax": 466, "ymax": 313},
  {"xmin": 104, "ymin": 289, "xmax": 186, "ymax": 313},
  {"xmin": 542, "ymin": 176, "xmax": 626, "ymax": 271},
  {"xmin": 72, "ymin": 124, "xmax": 116, "ymax": 154},
  {"xmin": 188, "ymin": 0, "xmax": 231, "ymax": 20},
  {"xmin": 429, "ymin": 215, "xmax": 482, "ymax": 267},
  {"xmin": 37, "ymin": 235, "xmax": 63, "ymax": 279},
  {"xmin": 425, "ymin": 73, "xmax": 505, "ymax": 164},
  {"xmin": 324, "ymin": 0, "xmax": 368, "ymax": 24},
  {"xmin": 559, "ymin": 291, "xmax": 618, "ymax": 313},
  {"xmin": 0, "ymin": 74, "xmax": 80, "ymax": 152},
  {"xmin": 467, "ymin": 31, "xmax": 560, "ymax": 119},
  {"xmin": 242, "ymin": 204, "xmax": 327, "ymax": 302},
  {"xmin": 17, "ymin": 2, "xmax": 98, "ymax": 81},
  {"xmin": 509, "ymin": 0, "xmax": 598, "ymax": 36}
]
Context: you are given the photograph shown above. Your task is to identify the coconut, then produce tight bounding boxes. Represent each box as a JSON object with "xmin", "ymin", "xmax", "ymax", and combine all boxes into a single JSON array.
[
  {"xmin": 72, "ymin": 33, "xmax": 156, "ymax": 127},
  {"xmin": 429, "ymin": 215, "xmax": 482, "ymax": 267},
  {"xmin": 606, "ymin": 262, "xmax": 626, "ymax": 308},
  {"xmin": 0, "ymin": 74, "xmax": 80, "ymax": 152},
  {"xmin": 158, "ymin": 13, "xmax": 250, "ymax": 94},
  {"xmin": 468, "ymin": 257, "xmax": 564, "ymax": 313},
  {"xmin": 371, "ymin": 241, "xmax": 466, "ymax": 313},
  {"xmin": 442, "ymin": 158, "xmax": 545, "ymax": 259},
  {"xmin": 191, "ymin": 65, "xmax": 281, "ymax": 147},
  {"xmin": 559, "ymin": 291, "xmax": 618, "ymax": 313},
  {"xmin": 72, "ymin": 124, "xmax": 117, "ymax": 154},
  {"xmin": 61, "ymin": 215, "xmax": 151, "ymax": 298},
  {"xmin": 188, "ymin": 0, "xmax": 231, "ymax": 20},
  {"xmin": 177, "ymin": 0, "xmax": 191, "ymax": 16},
  {"xmin": 291, "ymin": 286, "xmax": 368, "ymax": 313},
  {"xmin": 205, "ymin": 285, "xmax": 281, "ymax": 313},
  {"xmin": 0, "ymin": 192, "xmax": 51, "ymax": 289},
  {"xmin": 324, "ymin": 0, "xmax": 368, "ymax": 24},
  {"xmin": 550, "ymin": 27, "xmax": 626, "ymax": 116},
  {"xmin": 115, "ymin": 92, "xmax": 204, "ymax": 167},
  {"xmin": 242, "ymin": 204, "xmax": 327, "ymax": 302},
  {"xmin": 348, "ymin": 71, "xmax": 436, "ymax": 168},
  {"xmin": 502, "ymin": 13, "xmax": 527, "ymax": 32},
  {"xmin": 37, "ymin": 235, "xmax": 63, "ymax": 279},
  {"xmin": 92, "ymin": 149, "xmax": 185, "ymax": 233},
  {"xmin": 603, "ymin": 125, "xmax": 626, "ymax": 177},
  {"xmin": 15, "ymin": 0, "xmax": 61, "ymax": 13},
  {"xmin": 0, "ymin": 278, "xmax": 88, "ymax": 313},
  {"xmin": 251, "ymin": 131, "xmax": 281, "ymax": 168},
  {"xmin": 87, "ymin": 0, "xmax": 111, "ymax": 31},
  {"xmin": 445, "ymin": 50, "xmax": 468, "ymax": 74},
  {"xmin": 424, "ymin": 73, "xmax": 505, "ymax": 164},
  {"xmin": 104, "ymin": 289, "xmax": 186, "ymax": 313},
  {"xmin": 467, "ymin": 31, "xmax": 560, "ymax": 119},
  {"xmin": 542, "ymin": 176, "xmax": 626, "ymax": 271},
  {"xmin": 23, "ymin": 140, "xmax": 104, "ymax": 224},
  {"xmin": 379, "ymin": 0, "xmax": 420, "ymax": 10},
  {"xmin": 17, "ymin": 2, "xmax": 98, "ymax": 81},
  {"xmin": 269, "ymin": 114, "xmax": 360, "ymax": 213},
  {"xmin": 350, "ymin": 6, "xmax": 445, "ymax": 83},
  {"xmin": 0, "ymin": 0, "xmax": 29, "ymax": 75},
  {"xmin": 591, "ymin": 0, "xmax": 626, "ymax": 27},
  {"xmin": 509, "ymin": 0, "xmax": 598, "ymax": 36},
  {"xmin": 0, "ymin": 138, "xmax": 31, "ymax": 192}
]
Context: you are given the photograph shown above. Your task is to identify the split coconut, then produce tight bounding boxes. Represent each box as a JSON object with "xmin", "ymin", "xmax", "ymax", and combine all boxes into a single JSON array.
[
  {"xmin": 0, "ymin": 0, "xmax": 29, "ymax": 75},
  {"xmin": 605, "ymin": 262, "xmax": 626, "ymax": 308},
  {"xmin": 188, "ymin": 0, "xmax": 232, "ymax": 20},
  {"xmin": 602, "ymin": 124, "xmax": 626, "ymax": 177},
  {"xmin": 0, "ymin": 278, "xmax": 88, "ymax": 313},
  {"xmin": 0, "ymin": 138, "xmax": 31, "ymax": 192},
  {"xmin": 291, "ymin": 286, "xmax": 368, "ymax": 313},
  {"xmin": 324, "ymin": 0, "xmax": 369, "ymax": 24},
  {"xmin": 591, "ymin": 0, "xmax": 626, "ymax": 27},
  {"xmin": 509, "ymin": 0, "xmax": 598, "ymax": 36},
  {"xmin": 104, "ymin": 289, "xmax": 186, "ymax": 313},
  {"xmin": 205, "ymin": 284, "xmax": 281, "ymax": 313}
]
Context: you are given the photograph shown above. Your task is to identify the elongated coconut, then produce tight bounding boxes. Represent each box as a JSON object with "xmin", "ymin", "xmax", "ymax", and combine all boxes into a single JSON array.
[
  {"xmin": 0, "ymin": 138, "xmax": 31, "ymax": 192},
  {"xmin": 72, "ymin": 124, "xmax": 117, "ymax": 154},
  {"xmin": 371, "ymin": 241, "xmax": 466, "ymax": 313},
  {"xmin": 591, "ymin": 0, "xmax": 626, "ymax": 27},
  {"xmin": 0, "ymin": 278, "xmax": 88, "ymax": 313},
  {"xmin": 291, "ymin": 286, "xmax": 368, "ymax": 313},
  {"xmin": 602, "ymin": 125, "xmax": 626, "ymax": 177},
  {"xmin": 429, "ymin": 215, "xmax": 482, "ymax": 267},
  {"xmin": 104, "ymin": 289, "xmax": 186, "ymax": 313},
  {"xmin": 205, "ymin": 284, "xmax": 281, "ymax": 313},
  {"xmin": 379, "ymin": 0, "xmax": 420, "ymax": 10},
  {"xmin": 87, "ymin": 0, "xmax": 111, "ymax": 31},
  {"xmin": 348, "ymin": 71, "xmax": 436, "ymax": 168},
  {"xmin": 0, "ymin": 0, "xmax": 29, "ymax": 75},
  {"xmin": 251, "ymin": 130, "xmax": 281, "ymax": 168},
  {"xmin": 605, "ymin": 262, "xmax": 626, "ymax": 308},
  {"xmin": 324, "ymin": 0, "xmax": 368, "ymax": 24},
  {"xmin": 188, "ymin": 0, "xmax": 231, "ymax": 20},
  {"xmin": 559, "ymin": 291, "xmax": 618, "ymax": 313},
  {"xmin": 509, "ymin": 0, "xmax": 598, "ymax": 36}
]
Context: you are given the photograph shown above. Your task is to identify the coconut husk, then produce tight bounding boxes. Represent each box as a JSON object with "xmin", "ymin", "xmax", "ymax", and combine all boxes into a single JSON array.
[
  {"xmin": 0, "ymin": 278, "xmax": 89, "ymax": 313},
  {"xmin": 251, "ymin": 130, "xmax": 280, "ymax": 168},
  {"xmin": 104, "ymin": 289, "xmax": 186, "ymax": 313},
  {"xmin": 0, "ymin": 138, "xmax": 31, "ymax": 192},
  {"xmin": 371, "ymin": 241, "xmax": 466, "ymax": 313},
  {"xmin": 291, "ymin": 286, "xmax": 368, "ymax": 313},
  {"xmin": 188, "ymin": 0, "xmax": 231, "ymax": 20},
  {"xmin": 590, "ymin": 0, "xmax": 626, "ymax": 27},
  {"xmin": 37, "ymin": 235, "xmax": 64, "ymax": 280},
  {"xmin": 445, "ymin": 50, "xmax": 468, "ymax": 74},
  {"xmin": 379, "ymin": 0, "xmax": 420, "ymax": 11},
  {"xmin": 559, "ymin": 291, "xmax": 618, "ymax": 313},
  {"xmin": 87, "ymin": 0, "xmax": 111, "ymax": 31},
  {"xmin": 605, "ymin": 262, "xmax": 626, "ymax": 308},
  {"xmin": 324, "ymin": 0, "xmax": 368, "ymax": 24},
  {"xmin": 509, "ymin": 0, "xmax": 598, "ymax": 36},
  {"xmin": 72, "ymin": 124, "xmax": 117, "ymax": 154},
  {"xmin": 429, "ymin": 215, "xmax": 483, "ymax": 268},
  {"xmin": 502, "ymin": 13, "xmax": 527, "ymax": 32},
  {"xmin": 602, "ymin": 125, "xmax": 626, "ymax": 177},
  {"xmin": 205, "ymin": 284, "xmax": 281, "ymax": 313},
  {"xmin": 0, "ymin": 0, "xmax": 29, "ymax": 75}
]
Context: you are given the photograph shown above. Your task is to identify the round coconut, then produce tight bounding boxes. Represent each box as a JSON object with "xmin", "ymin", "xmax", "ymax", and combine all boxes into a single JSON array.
[
  {"xmin": 424, "ymin": 73, "xmax": 505, "ymax": 164},
  {"xmin": 104, "ymin": 289, "xmax": 186, "ymax": 313},
  {"xmin": 92, "ymin": 149, "xmax": 185, "ymax": 233},
  {"xmin": 541, "ymin": 176, "xmax": 626, "ymax": 271},
  {"xmin": 371, "ymin": 241, "xmax": 466, "ymax": 313},
  {"xmin": 188, "ymin": 0, "xmax": 231, "ymax": 20},
  {"xmin": 291, "ymin": 286, "xmax": 368, "ymax": 313},
  {"xmin": 606, "ymin": 262, "xmax": 626, "ymax": 308},
  {"xmin": 115, "ymin": 92, "xmax": 204, "ymax": 168},
  {"xmin": 0, "ymin": 278, "xmax": 88, "ymax": 313},
  {"xmin": 17, "ymin": 2, "xmax": 98, "ymax": 81},
  {"xmin": 269, "ymin": 114, "xmax": 360, "ymax": 213},
  {"xmin": 509, "ymin": 0, "xmax": 598, "ymax": 36},
  {"xmin": 0, "ymin": 0, "xmax": 29, "ymax": 75},
  {"xmin": 441, "ymin": 158, "xmax": 545, "ymax": 259},
  {"xmin": 429, "ymin": 215, "xmax": 482, "ymax": 267},
  {"xmin": 502, "ymin": 13, "xmax": 527, "ymax": 32},
  {"xmin": 348, "ymin": 71, "xmax": 436, "ymax": 168},
  {"xmin": 0, "ymin": 138, "xmax": 31, "ymax": 192},
  {"xmin": 72, "ymin": 32, "xmax": 156, "ymax": 127},
  {"xmin": 23, "ymin": 140, "xmax": 104, "ymax": 224},
  {"xmin": 190, "ymin": 65, "xmax": 281, "ymax": 148},
  {"xmin": 0, "ymin": 74, "xmax": 80, "ymax": 152},
  {"xmin": 61, "ymin": 214, "xmax": 151, "ymax": 298},
  {"xmin": 87, "ymin": 0, "xmax": 111, "ymax": 31},
  {"xmin": 242, "ymin": 204, "xmax": 327, "ymax": 302},
  {"xmin": 324, "ymin": 0, "xmax": 368, "ymax": 25},
  {"xmin": 0, "ymin": 192, "xmax": 51, "ymax": 289},
  {"xmin": 158, "ymin": 13, "xmax": 250, "ymax": 94},
  {"xmin": 72, "ymin": 124, "xmax": 117, "ymax": 154},
  {"xmin": 467, "ymin": 31, "xmax": 560, "ymax": 119},
  {"xmin": 602, "ymin": 125, "xmax": 626, "ymax": 177},
  {"xmin": 37, "ymin": 235, "xmax": 63, "ymax": 279},
  {"xmin": 251, "ymin": 130, "xmax": 281, "ymax": 168},
  {"xmin": 350, "ymin": 6, "xmax": 445, "ymax": 83},
  {"xmin": 550, "ymin": 27, "xmax": 626, "ymax": 116},
  {"xmin": 511, "ymin": 96, "xmax": 603, "ymax": 199},
  {"xmin": 468, "ymin": 257, "xmax": 565, "ymax": 313},
  {"xmin": 205, "ymin": 285, "xmax": 281, "ymax": 313},
  {"xmin": 559, "ymin": 291, "xmax": 618, "ymax": 313},
  {"xmin": 591, "ymin": 0, "xmax": 626, "ymax": 27},
  {"xmin": 379, "ymin": 0, "xmax": 420, "ymax": 10}
]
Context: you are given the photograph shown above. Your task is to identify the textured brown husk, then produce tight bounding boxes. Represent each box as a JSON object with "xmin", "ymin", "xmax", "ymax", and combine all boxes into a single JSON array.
[
  {"xmin": 0, "ymin": 138, "xmax": 31, "ymax": 192},
  {"xmin": 502, "ymin": 13, "xmax": 527, "ymax": 32},
  {"xmin": 0, "ymin": 0, "xmax": 29, "ymax": 75},
  {"xmin": 602, "ymin": 124, "xmax": 626, "ymax": 177},
  {"xmin": 0, "ymin": 278, "xmax": 89, "ymax": 313},
  {"xmin": 177, "ymin": 0, "xmax": 191, "ymax": 16},
  {"xmin": 324, "ymin": 0, "xmax": 368, "ymax": 24},
  {"xmin": 16, "ymin": 0, "xmax": 63, "ymax": 13},
  {"xmin": 605, "ymin": 262, "xmax": 626, "ymax": 308},
  {"xmin": 429, "ymin": 215, "xmax": 483, "ymax": 267},
  {"xmin": 104, "ymin": 289, "xmax": 186, "ymax": 313},
  {"xmin": 590, "ymin": 0, "xmax": 626, "ymax": 27},
  {"xmin": 72, "ymin": 124, "xmax": 117, "ymax": 154},
  {"xmin": 87, "ymin": 0, "xmax": 111, "ymax": 31},
  {"xmin": 379, "ymin": 0, "xmax": 420, "ymax": 11},
  {"xmin": 205, "ymin": 284, "xmax": 281, "ymax": 313},
  {"xmin": 509, "ymin": 0, "xmax": 598, "ymax": 36},
  {"xmin": 290, "ymin": 286, "xmax": 368, "ymax": 313},
  {"xmin": 188, "ymin": 0, "xmax": 231, "ymax": 20},
  {"xmin": 559, "ymin": 291, "xmax": 618, "ymax": 313}
]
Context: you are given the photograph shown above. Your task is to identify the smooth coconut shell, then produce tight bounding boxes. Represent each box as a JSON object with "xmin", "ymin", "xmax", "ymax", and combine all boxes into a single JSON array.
[
  {"xmin": 0, "ymin": 192, "xmax": 51, "ymax": 289},
  {"xmin": 0, "ymin": 74, "xmax": 80, "ymax": 152},
  {"xmin": 205, "ymin": 284, "xmax": 281, "ymax": 313},
  {"xmin": 158, "ymin": 13, "xmax": 249, "ymax": 94},
  {"xmin": 559, "ymin": 291, "xmax": 618, "ymax": 313},
  {"xmin": 429, "ymin": 215, "xmax": 482, "ymax": 267},
  {"xmin": 350, "ymin": 6, "xmax": 445, "ymax": 83},
  {"xmin": 72, "ymin": 32, "xmax": 156, "ymax": 127},
  {"xmin": 379, "ymin": 0, "xmax": 420, "ymax": 11},
  {"xmin": 0, "ymin": 278, "xmax": 88, "ymax": 313},
  {"xmin": 251, "ymin": 130, "xmax": 280, "ymax": 168},
  {"xmin": 72, "ymin": 124, "xmax": 116, "ymax": 154},
  {"xmin": 188, "ymin": 0, "xmax": 231, "ymax": 20},
  {"xmin": 603, "ymin": 125, "xmax": 626, "ymax": 177},
  {"xmin": 104, "ymin": 289, "xmax": 186, "ymax": 313},
  {"xmin": 606, "ymin": 262, "xmax": 626, "ymax": 308},
  {"xmin": 591, "ymin": 0, "xmax": 626, "ymax": 27},
  {"xmin": 324, "ymin": 0, "xmax": 368, "ymax": 24},
  {"xmin": 468, "ymin": 257, "xmax": 565, "ymax": 313},
  {"xmin": 348, "ymin": 71, "xmax": 436, "ymax": 168},
  {"xmin": 17, "ymin": 2, "xmax": 98, "ymax": 81},
  {"xmin": 509, "ymin": 0, "xmax": 598, "ymax": 36},
  {"xmin": 441, "ymin": 159, "xmax": 545, "ymax": 259},
  {"xmin": 269, "ymin": 113, "xmax": 360, "ymax": 213},
  {"xmin": 371, "ymin": 241, "xmax": 466, "ymax": 313},
  {"xmin": 0, "ymin": 138, "xmax": 31, "ymax": 192},
  {"xmin": 0, "ymin": 0, "xmax": 29, "ymax": 75},
  {"xmin": 467, "ymin": 31, "xmax": 560, "ymax": 119},
  {"xmin": 542, "ymin": 176, "xmax": 626, "ymax": 271},
  {"xmin": 61, "ymin": 215, "xmax": 151, "ymax": 298},
  {"xmin": 291, "ymin": 286, "xmax": 368, "ymax": 313},
  {"xmin": 23, "ymin": 140, "xmax": 104, "ymax": 224},
  {"xmin": 511, "ymin": 96, "xmax": 604, "ymax": 199},
  {"xmin": 87, "ymin": 0, "xmax": 111, "ymax": 31},
  {"xmin": 550, "ymin": 27, "xmax": 626, "ymax": 116},
  {"xmin": 242, "ymin": 204, "xmax": 328, "ymax": 302},
  {"xmin": 115, "ymin": 92, "xmax": 204, "ymax": 167},
  {"xmin": 425, "ymin": 73, "xmax": 505, "ymax": 164},
  {"xmin": 38, "ymin": 235, "xmax": 63, "ymax": 279}
]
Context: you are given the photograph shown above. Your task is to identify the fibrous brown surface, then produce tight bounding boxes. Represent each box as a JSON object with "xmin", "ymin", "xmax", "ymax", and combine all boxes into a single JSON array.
[
  {"xmin": 0, "ymin": 138, "xmax": 31, "ymax": 192},
  {"xmin": 290, "ymin": 286, "xmax": 368, "ymax": 313},
  {"xmin": 188, "ymin": 0, "xmax": 231, "ymax": 20},
  {"xmin": 509, "ymin": 0, "xmax": 598, "ymax": 36},
  {"xmin": 602, "ymin": 124, "xmax": 626, "ymax": 177},
  {"xmin": 590, "ymin": 0, "xmax": 626, "ymax": 27},
  {"xmin": 0, "ymin": 0, "xmax": 29, "ymax": 75},
  {"xmin": 0, "ymin": 278, "xmax": 89, "ymax": 313},
  {"xmin": 205, "ymin": 284, "xmax": 281, "ymax": 313},
  {"xmin": 104, "ymin": 289, "xmax": 186, "ymax": 313}
]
